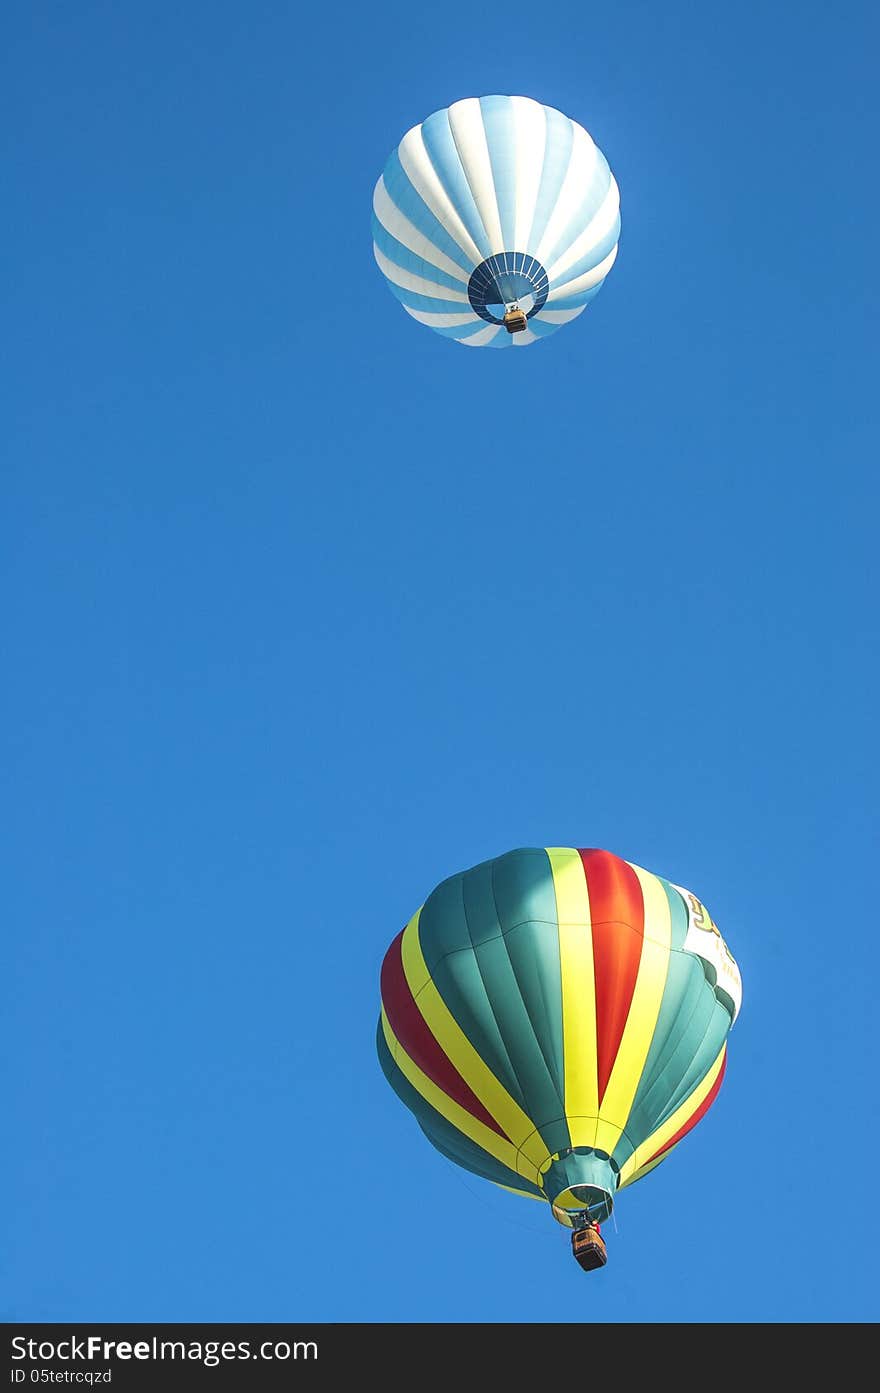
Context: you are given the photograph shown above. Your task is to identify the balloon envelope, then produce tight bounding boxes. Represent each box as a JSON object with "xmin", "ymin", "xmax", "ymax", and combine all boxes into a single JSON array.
[
  {"xmin": 377, "ymin": 847, "xmax": 741, "ymax": 1225},
  {"xmin": 372, "ymin": 96, "xmax": 621, "ymax": 347}
]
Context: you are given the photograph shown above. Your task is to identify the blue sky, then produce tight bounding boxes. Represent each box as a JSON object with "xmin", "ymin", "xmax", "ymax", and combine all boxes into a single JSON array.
[{"xmin": 4, "ymin": 0, "xmax": 878, "ymax": 1323}]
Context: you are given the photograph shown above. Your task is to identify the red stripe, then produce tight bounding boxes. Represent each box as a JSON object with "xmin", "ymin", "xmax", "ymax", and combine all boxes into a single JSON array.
[
  {"xmin": 578, "ymin": 849, "xmax": 645, "ymax": 1105},
  {"xmin": 380, "ymin": 929, "xmax": 505, "ymax": 1137},
  {"xmin": 642, "ymin": 1052, "xmax": 727, "ymax": 1169}
]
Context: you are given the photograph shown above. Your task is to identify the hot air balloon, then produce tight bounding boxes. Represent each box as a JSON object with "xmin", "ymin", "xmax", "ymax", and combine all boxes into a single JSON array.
[
  {"xmin": 377, "ymin": 847, "xmax": 742, "ymax": 1270},
  {"xmin": 372, "ymin": 96, "xmax": 620, "ymax": 347}
]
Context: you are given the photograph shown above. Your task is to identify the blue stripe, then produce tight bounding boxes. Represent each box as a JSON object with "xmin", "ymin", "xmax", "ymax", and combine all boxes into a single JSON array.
[
  {"xmin": 477, "ymin": 329, "xmax": 507, "ymax": 347},
  {"xmin": 520, "ymin": 318, "xmax": 565, "ymax": 340},
  {"xmin": 541, "ymin": 285, "xmax": 605, "ymax": 313},
  {"xmin": 372, "ymin": 219, "xmax": 468, "ymax": 295},
  {"xmin": 550, "ymin": 213, "xmax": 621, "ymax": 287},
  {"xmin": 384, "ymin": 285, "xmax": 472, "ymax": 316},
  {"xmin": 526, "ymin": 106, "xmax": 574, "ymax": 252},
  {"xmin": 423, "ymin": 318, "xmax": 495, "ymax": 342},
  {"xmin": 420, "ymin": 108, "xmax": 492, "ymax": 263},
  {"xmin": 540, "ymin": 153, "xmax": 612, "ymax": 272},
  {"xmin": 480, "ymin": 95, "xmax": 518, "ymax": 251},
  {"xmin": 465, "ymin": 321, "xmax": 561, "ymax": 346},
  {"xmin": 381, "ymin": 152, "xmax": 473, "ymax": 276}
]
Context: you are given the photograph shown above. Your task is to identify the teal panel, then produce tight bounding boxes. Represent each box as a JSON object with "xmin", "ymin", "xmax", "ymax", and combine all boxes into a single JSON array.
[
  {"xmin": 613, "ymin": 990, "xmax": 729, "ymax": 1179},
  {"xmin": 417, "ymin": 857, "xmax": 499, "ymax": 967},
  {"xmin": 659, "ymin": 877, "xmax": 690, "ymax": 951},
  {"xmin": 652, "ymin": 998, "xmax": 730, "ymax": 1128},
  {"xmin": 469, "ymin": 928, "xmax": 567, "ymax": 1146},
  {"xmin": 491, "ymin": 848, "xmax": 560, "ymax": 933},
  {"xmin": 418, "ymin": 849, "xmax": 570, "ymax": 1155},
  {"xmin": 375, "ymin": 1019, "xmax": 544, "ymax": 1199},
  {"xmin": 611, "ymin": 880, "xmax": 732, "ymax": 1173},
  {"xmin": 417, "ymin": 860, "xmax": 528, "ymax": 1111},
  {"xmin": 418, "ymin": 1126, "xmax": 545, "ymax": 1200},
  {"xmin": 492, "ymin": 850, "xmax": 566, "ymax": 1102},
  {"xmin": 620, "ymin": 959, "xmax": 706, "ymax": 1143},
  {"xmin": 427, "ymin": 944, "xmax": 529, "ymax": 1113}
]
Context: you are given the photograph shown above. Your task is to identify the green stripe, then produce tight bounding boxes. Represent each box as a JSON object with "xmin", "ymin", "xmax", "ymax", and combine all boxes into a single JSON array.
[
  {"xmin": 420, "ymin": 849, "xmax": 570, "ymax": 1157},
  {"xmin": 613, "ymin": 879, "xmax": 728, "ymax": 1173},
  {"xmin": 375, "ymin": 1019, "xmax": 544, "ymax": 1198},
  {"xmin": 416, "ymin": 858, "xmax": 528, "ymax": 1109},
  {"xmin": 492, "ymin": 850, "xmax": 566, "ymax": 1105},
  {"xmin": 419, "ymin": 1129, "xmax": 544, "ymax": 1200},
  {"xmin": 652, "ymin": 997, "xmax": 730, "ymax": 1127},
  {"xmin": 660, "ymin": 877, "xmax": 691, "ymax": 953},
  {"xmin": 612, "ymin": 988, "xmax": 730, "ymax": 1172}
]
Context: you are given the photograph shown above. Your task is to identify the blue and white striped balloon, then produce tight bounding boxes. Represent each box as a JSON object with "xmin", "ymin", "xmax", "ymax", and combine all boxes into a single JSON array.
[{"xmin": 372, "ymin": 95, "xmax": 621, "ymax": 348}]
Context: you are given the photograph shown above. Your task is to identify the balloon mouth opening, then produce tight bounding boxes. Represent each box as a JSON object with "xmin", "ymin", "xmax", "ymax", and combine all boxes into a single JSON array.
[
  {"xmin": 542, "ymin": 1149, "xmax": 619, "ymax": 1226},
  {"xmin": 468, "ymin": 253, "xmax": 549, "ymax": 324},
  {"xmin": 550, "ymin": 1184, "xmax": 615, "ymax": 1227}
]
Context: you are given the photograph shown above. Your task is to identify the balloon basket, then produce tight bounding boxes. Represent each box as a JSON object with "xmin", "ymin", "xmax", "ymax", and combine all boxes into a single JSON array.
[
  {"xmin": 503, "ymin": 308, "xmax": 528, "ymax": 334},
  {"xmin": 571, "ymin": 1224, "xmax": 607, "ymax": 1272}
]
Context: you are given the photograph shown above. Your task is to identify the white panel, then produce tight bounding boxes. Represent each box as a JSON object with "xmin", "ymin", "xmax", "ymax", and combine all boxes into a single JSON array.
[
  {"xmin": 536, "ymin": 304, "xmax": 588, "ymax": 324},
  {"xmin": 510, "ymin": 326, "xmax": 539, "ymax": 345},
  {"xmin": 373, "ymin": 178, "xmax": 470, "ymax": 284},
  {"xmin": 670, "ymin": 882, "xmax": 743, "ymax": 1023},
  {"xmin": 535, "ymin": 122, "xmax": 599, "ymax": 268},
  {"xmin": 460, "ymin": 324, "xmax": 504, "ymax": 346},
  {"xmin": 546, "ymin": 245, "xmax": 618, "ymax": 300},
  {"xmin": 547, "ymin": 178, "xmax": 620, "ymax": 284},
  {"xmin": 447, "ymin": 98, "xmax": 505, "ymax": 257},
  {"xmin": 373, "ymin": 245, "xmax": 469, "ymax": 301},
  {"xmin": 403, "ymin": 306, "xmax": 479, "ymax": 328},
  {"xmin": 398, "ymin": 126, "xmax": 483, "ymax": 266},
  {"xmin": 511, "ymin": 96, "xmax": 547, "ymax": 253}
]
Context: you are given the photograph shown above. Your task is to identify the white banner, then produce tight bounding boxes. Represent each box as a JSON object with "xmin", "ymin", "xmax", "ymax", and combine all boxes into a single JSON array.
[{"xmin": 671, "ymin": 883, "xmax": 743, "ymax": 1023}]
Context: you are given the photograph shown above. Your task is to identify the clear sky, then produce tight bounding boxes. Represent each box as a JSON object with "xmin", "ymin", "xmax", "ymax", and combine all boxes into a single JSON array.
[{"xmin": 4, "ymin": 0, "xmax": 878, "ymax": 1324}]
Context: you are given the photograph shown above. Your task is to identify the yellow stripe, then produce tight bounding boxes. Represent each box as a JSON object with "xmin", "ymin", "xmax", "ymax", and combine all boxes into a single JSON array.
[
  {"xmin": 396, "ymin": 907, "xmax": 428, "ymax": 991},
  {"xmin": 618, "ymin": 1042, "xmax": 727, "ymax": 1187},
  {"xmin": 380, "ymin": 1007, "xmax": 540, "ymax": 1185},
  {"xmin": 547, "ymin": 847, "xmax": 598, "ymax": 1147},
  {"xmin": 400, "ymin": 912, "xmax": 549, "ymax": 1181},
  {"xmin": 618, "ymin": 1144, "xmax": 679, "ymax": 1189},
  {"xmin": 494, "ymin": 1182, "xmax": 546, "ymax": 1203},
  {"xmin": 594, "ymin": 863, "xmax": 672, "ymax": 1155}
]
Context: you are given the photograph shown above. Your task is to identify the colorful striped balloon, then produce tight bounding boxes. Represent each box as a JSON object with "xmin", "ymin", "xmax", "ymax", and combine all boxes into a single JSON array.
[
  {"xmin": 377, "ymin": 848, "xmax": 742, "ymax": 1229},
  {"xmin": 372, "ymin": 96, "xmax": 621, "ymax": 347}
]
